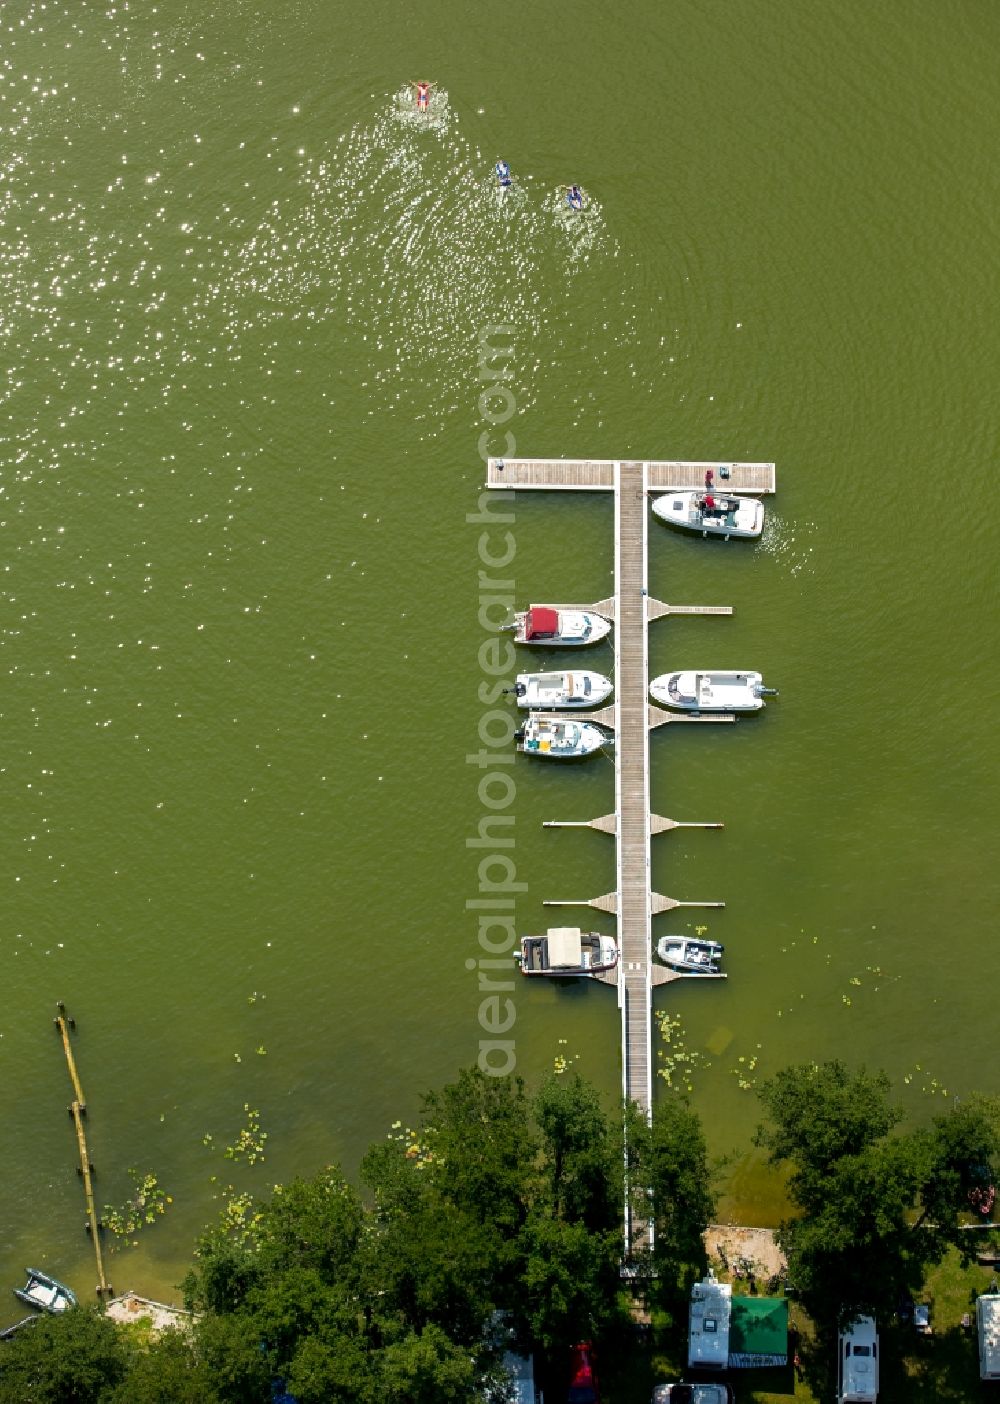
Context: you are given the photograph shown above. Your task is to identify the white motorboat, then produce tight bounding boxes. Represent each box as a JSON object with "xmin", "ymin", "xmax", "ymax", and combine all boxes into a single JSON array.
[
  {"xmin": 13, "ymin": 1268, "xmax": 77, "ymax": 1314},
  {"xmin": 515, "ymin": 927, "xmax": 618, "ymax": 977},
  {"xmin": 652, "ymin": 489, "xmax": 764, "ymax": 540},
  {"xmin": 513, "ymin": 670, "xmax": 613, "ymax": 710},
  {"xmin": 508, "ymin": 606, "xmax": 612, "ymax": 648},
  {"xmin": 656, "ymin": 936, "xmax": 724, "ymax": 974},
  {"xmin": 649, "ymin": 670, "xmax": 777, "ymax": 713},
  {"xmin": 515, "ymin": 714, "xmax": 610, "ymax": 759}
]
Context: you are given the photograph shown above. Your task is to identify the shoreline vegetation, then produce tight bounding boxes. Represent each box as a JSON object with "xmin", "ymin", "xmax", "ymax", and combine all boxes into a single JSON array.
[{"xmin": 2, "ymin": 1062, "xmax": 999, "ymax": 1402}]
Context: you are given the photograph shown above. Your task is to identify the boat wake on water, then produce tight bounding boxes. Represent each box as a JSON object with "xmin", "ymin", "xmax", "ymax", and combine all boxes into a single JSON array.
[
  {"xmin": 547, "ymin": 187, "xmax": 613, "ymax": 267},
  {"xmin": 758, "ymin": 513, "xmax": 818, "ymax": 578},
  {"xmin": 192, "ymin": 92, "xmax": 621, "ymax": 438}
]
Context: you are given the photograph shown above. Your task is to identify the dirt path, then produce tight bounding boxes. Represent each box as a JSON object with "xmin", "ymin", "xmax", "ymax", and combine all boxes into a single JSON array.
[{"xmin": 705, "ymin": 1223, "xmax": 787, "ymax": 1281}]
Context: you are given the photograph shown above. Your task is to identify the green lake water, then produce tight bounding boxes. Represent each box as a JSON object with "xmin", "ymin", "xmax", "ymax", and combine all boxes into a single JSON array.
[{"xmin": 3, "ymin": 0, "xmax": 1000, "ymax": 1310}]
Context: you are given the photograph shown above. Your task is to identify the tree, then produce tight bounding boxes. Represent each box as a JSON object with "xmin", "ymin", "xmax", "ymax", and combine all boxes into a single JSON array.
[
  {"xmin": 0, "ymin": 1308, "xmax": 127, "ymax": 1404},
  {"xmin": 192, "ymin": 1313, "xmax": 271, "ymax": 1404},
  {"xmin": 516, "ymin": 1214, "xmax": 620, "ymax": 1350},
  {"xmin": 777, "ymin": 1133, "xmax": 926, "ymax": 1324},
  {"xmin": 284, "ymin": 1332, "xmax": 376, "ymax": 1404},
  {"xmin": 242, "ymin": 1267, "xmax": 351, "ymax": 1368},
  {"xmin": 376, "ymin": 1324, "xmax": 483, "ymax": 1404},
  {"xmin": 633, "ymin": 1096, "xmax": 715, "ymax": 1295},
  {"xmin": 417, "ymin": 1068, "xmax": 538, "ymax": 1238},
  {"xmin": 755, "ymin": 1060, "xmax": 900, "ymax": 1212},
  {"xmin": 256, "ymin": 1169, "xmax": 364, "ymax": 1282},
  {"xmin": 360, "ymin": 1189, "xmax": 497, "ymax": 1345},
  {"xmin": 106, "ymin": 1328, "xmax": 218, "ymax": 1404},
  {"xmin": 359, "ymin": 1123, "xmax": 499, "ymax": 1345},
  {"xmin": 913, "ymin": 1095, "xmax": 1000, "ymax": 1256},
  {"xmin": 182, "ymin": 1227, "xmax": 263, "ymax": 1315},
  {"xmin": 754, "ymin": 1061, "xmax": 972, "ymax": 1328},
  {"xmin": 534, "ymin": 1070, "xmax": 622, "ymax": 1233}
]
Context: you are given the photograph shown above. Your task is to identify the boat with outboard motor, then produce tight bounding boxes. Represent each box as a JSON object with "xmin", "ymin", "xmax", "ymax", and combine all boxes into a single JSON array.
[
  {"xmin": 13, "ymin": 1268, "xmax": 77, "ymax": 1314},
  {"xmin": 513, "ymin": 670, "xmax": 613, "ymax": 710},
  {"xmin": 516, "ymin": 927, "xmax": 618, "ymax": 977},
  {"xmin": 515, "ymin": 714, "xmax": 610, "ymax": 759},
  {"xmin": 649, "ymin": 670, "xmax": 777, "ymax": 713},
  {"xmin": 655, "ymin": 936, "xmax": 724, "ymax": 974},
  {"xmin": 652, "ymin": 489, "xmax": 764, "ymax": 540},
  {"xmin": 507, "ymin": 606, "xmax": 612, "ymax": 648}
]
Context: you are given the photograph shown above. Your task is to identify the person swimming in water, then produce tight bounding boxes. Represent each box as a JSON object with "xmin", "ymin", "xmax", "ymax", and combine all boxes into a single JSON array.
[
  {"xmin": 410, "ymin": 80, "xmax": 435, "ymax": 113},
  {"xmin": 495, "ymin": 159, "xmax": 512, "ymax": 188},
  {"xmin": 565, "ymin": 184, "xmax": 585, "ymax": 211}
]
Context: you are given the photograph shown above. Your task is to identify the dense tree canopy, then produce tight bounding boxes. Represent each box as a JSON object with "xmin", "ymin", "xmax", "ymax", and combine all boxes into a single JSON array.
[
  {"xmin": 6, "ymin": 1059, "xmax": 996, "ymax": 1398},
  {"xmin": 755, "ymin": 1061, "xmax": 1000, "ymax": 1328},
  {"xmin": 0, "ymin": 1067, "xmax": 643, "ymax": 1403},
  {"xmin": 0, "ymin": 1308, "xmax": 128, "ymax": 1404}
]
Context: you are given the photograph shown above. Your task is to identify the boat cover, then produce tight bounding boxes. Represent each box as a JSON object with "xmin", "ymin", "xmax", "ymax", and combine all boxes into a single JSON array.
[
  {"xmin": 526, "ymin": 606, "xmax": 559, "ymax": 638},
  {"xmin": 546, "ymin": 927, "xmax": 583, "ymax": 967}
]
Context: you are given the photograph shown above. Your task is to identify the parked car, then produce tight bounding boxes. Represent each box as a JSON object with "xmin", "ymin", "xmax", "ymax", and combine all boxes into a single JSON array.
[
  {"xmin": 652, "ymin": 1386, "xmax": 735, "ymax": 1404},
  {"xmin": 567, "ymin": 1341, "xmax": 600, "ymax": 1403}
]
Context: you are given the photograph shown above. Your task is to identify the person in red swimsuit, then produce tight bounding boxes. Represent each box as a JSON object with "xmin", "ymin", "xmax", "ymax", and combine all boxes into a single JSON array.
[{"xmin": 411, "ymin": 80, "xmax": 434, "ymax": 113}]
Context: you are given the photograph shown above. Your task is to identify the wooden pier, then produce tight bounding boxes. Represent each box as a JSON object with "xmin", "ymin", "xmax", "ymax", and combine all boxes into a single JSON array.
[
  {"xmin": 489, "ymin": 456, "xmax": 775, "ymax": 1256},
  {"xmin": 487, "ymin": 458, "xmax": 776, "ymax": 495},
  {"xmin": 55, "ymin": 1006, "xmax": 111, "ymax": 1299}
]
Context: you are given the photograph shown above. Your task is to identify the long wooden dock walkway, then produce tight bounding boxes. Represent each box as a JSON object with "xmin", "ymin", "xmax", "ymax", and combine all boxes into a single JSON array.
[
  {"xmin": 488, "ymin": 455, "xmax": 775, "ymax": 1257},
  {"xmin": 615, "ymin": 463, "xmax": 653, "ymax": 1124}
]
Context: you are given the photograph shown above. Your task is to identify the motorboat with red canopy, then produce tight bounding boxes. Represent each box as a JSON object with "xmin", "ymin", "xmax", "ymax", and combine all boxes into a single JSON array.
[{"xmin": 508, "ymin": 605, "xmax": 612, "ymax": 647}]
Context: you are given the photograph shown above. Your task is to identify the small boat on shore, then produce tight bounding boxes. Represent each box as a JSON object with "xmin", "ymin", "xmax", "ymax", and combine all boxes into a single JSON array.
[
  {"xmin": 515, "ymin": 714, "xmax": 610, "ymax": 759},
  {"xmin": 652, "ymin": 489, "xmax": 764, "ymax": 540},
  {"xmin": 649, "ymin": 670, "xmax": 777, "ymax": 713},
  {"xmin": 14, "ymin": 1268, "xmax": 77, "ymax": 1314},
  {"xmin": 516, "ymin": 927, "xmax": 618, "ymax": 977},
  {"xmin": 656, "ymin": 936, "xmax": 724, "ymax": 974},
  {"xmin": 513, "ymin": 670, "xmax": 613, "ymax": 710},
  {"xmin": 507, "ymin": 606, "xmax": 612, "ymax": 648}
]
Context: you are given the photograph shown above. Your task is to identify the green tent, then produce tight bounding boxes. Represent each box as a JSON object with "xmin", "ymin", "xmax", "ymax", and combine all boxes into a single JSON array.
[{"xmin": 728, "ymin": 1296, "xmax": 788, "ymax": 1369}]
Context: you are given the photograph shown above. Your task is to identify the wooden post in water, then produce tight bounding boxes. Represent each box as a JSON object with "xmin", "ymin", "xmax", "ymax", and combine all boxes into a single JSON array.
[{"xmin": 54, "ymin": 1005, "xmax": 110, "ymax": 1300}]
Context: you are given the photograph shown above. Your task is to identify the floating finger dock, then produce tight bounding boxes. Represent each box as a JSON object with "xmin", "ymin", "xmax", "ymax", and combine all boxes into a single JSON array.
[{"xmin": 488, "ymin": 456, "xmax": 776, "ymax": 1255}]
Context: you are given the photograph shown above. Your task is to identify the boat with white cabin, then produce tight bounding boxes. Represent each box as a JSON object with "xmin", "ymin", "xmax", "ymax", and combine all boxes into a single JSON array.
[
  {"xmin": 652, "ymin": 489, "xmax": 764, "ymax": 540},
  {"xmin": 515, "ymin": 714, "xmax": 610, "ymax": 758},
  {"xmin": 649, "ymin": 670, "xmax": 777, "ymax": 713},
  {"xmin": 13, "ymin": 1268, "xmax": 77, "ymax": 1314},
  {"xmin": 516, "ymin": 927, "xmax": 618, "ymax": 977},
  {"xmin": 656, "ymin": 936, "xmax": 725, "ymax": 974},
  {"xmin": 513, "ymin": 670, "xmax": 612, "ymax": 710},
  {"xmin": 507, "ymin": 605, "xmax": 612, "ymax": 648}
]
